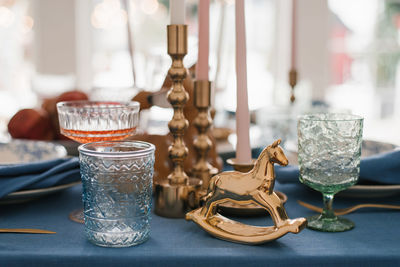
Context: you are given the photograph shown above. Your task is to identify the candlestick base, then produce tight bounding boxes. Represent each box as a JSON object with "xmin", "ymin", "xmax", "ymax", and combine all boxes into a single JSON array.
[
  {"xmin": 226, "ymin": 158, "xmax": 256, "ymax": 173},
  {"xmin": 154, "ymin": 178, "xmax": 202, "ymax": 218},
  {"xmin": 192, "ymin": 167, "xmax": 219, "ymax": 189}
]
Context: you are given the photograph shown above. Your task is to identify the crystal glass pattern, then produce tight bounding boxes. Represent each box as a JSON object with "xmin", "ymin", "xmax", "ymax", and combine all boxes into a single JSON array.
[
  {"xmin": 298, "ymin": 113, "xmax": 363, "ymax": 232},
  {"xmin": 78, "ymin": 141, "xmax": 155, "ymax": 247},
  {"xmin": 57, "ymin": 101, "xmax": 140, "ymax": 143}
]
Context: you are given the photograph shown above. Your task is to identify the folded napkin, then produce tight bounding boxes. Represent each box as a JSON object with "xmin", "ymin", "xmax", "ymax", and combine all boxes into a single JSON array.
[
  {"xmin": 0, "ymin": 157, "xmax": 80, "ymax": 198},
  {"xmin": 276, "ymin": 150, "xmax": 400, "ymax": 185}
]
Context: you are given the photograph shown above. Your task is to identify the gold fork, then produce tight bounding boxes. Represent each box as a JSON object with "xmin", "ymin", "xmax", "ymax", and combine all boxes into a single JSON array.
[
  {"xmin": 297, "ymin": 200, "xmax": 400, "ymax": 216},
  {"xmin": 0, "ymin": 228, "xmax": 56, "ymax": 234}
]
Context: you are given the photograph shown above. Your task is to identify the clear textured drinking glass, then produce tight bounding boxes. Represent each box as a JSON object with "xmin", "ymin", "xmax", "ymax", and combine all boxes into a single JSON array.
[
  {"xmin": 298, "ymin": 113, "xmax": 363, "ymax": 232},
  {"xmin": 78, "ymin": 141, "xmax": 155, "ymax": 247}
]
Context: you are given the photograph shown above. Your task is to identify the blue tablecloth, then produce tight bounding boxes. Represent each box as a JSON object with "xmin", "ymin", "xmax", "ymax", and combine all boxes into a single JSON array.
[{"xmin": 0, "ymin": 181, "xmax": 399, "ymax": 267}]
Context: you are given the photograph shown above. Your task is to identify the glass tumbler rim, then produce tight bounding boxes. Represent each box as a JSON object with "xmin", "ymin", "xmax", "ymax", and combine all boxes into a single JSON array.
[
  {"xmin": 56, "ymin": 100, "xmax": 140, "ymax": 112},
  {"xmin": 298, "ymin": 113, "xmax": 363, "ymax": 122},
  {"xmin": 78, "ymin": 140, "xmax": 155, "ymax": 158}
]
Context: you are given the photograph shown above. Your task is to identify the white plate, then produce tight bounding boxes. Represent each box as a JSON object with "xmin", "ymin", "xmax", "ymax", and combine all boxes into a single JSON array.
[
  {"xmin": 338, "ymin": 184, "xmax": 400, "ymax": 198},
  {"xmin": 52, "ymin": 140, "xmax": 80, "ymax": 156},
  {"xmin": 0, "ymin": 140, "xmax": 75, "ymax": 204},
  {"xmin": 0, "ymin": 140, "xmax": 67, "ymax": 165},
  {"xmin": 0, "ymin": 181, "xmax": 81, "ymax": 204}
]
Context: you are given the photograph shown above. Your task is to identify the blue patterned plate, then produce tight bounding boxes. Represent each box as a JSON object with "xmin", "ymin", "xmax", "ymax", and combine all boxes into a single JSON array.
[{"xmin": 0, "ymin": 140, "xmax": 67, "ymax": 165}]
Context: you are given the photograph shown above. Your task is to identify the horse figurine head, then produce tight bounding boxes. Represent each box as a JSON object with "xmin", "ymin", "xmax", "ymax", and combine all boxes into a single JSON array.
[
  {"xmin": 253, "ymin": 139, "xmax": 288, "ymax": 178},
  {"xmin": 267, "ymin": 139, "xmax": 288, "ymax": 166}
]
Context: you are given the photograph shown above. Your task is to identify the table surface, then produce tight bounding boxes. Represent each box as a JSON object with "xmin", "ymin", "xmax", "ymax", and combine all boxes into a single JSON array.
[{"xmin": 1, "ymin": 181, "xmax": 400, "ymax": 267}]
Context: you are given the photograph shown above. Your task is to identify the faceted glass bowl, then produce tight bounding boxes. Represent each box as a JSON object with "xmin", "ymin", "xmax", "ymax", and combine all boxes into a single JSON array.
[{"xmin": 57, "ymin": 101, "xmax": 140, "ymax": 143}]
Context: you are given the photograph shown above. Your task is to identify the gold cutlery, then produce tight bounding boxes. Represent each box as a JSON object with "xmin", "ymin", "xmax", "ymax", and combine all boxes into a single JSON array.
[
  {"xmin": 297, "ymin": 200, "xmax": 400, "ymax": 216},
  {"xmin": 0, "ymin": 228, "xmax": 56, "ymax": 234}
]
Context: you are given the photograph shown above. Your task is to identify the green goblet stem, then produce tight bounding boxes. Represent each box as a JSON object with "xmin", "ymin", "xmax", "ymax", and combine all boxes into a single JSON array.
[
  {"xmin": 321, "ymin": 193, "xmax": 336, "ymax": 220},
  {"xmin": 306, "ymin": 192, "xmax": 354, "ymax": 232}
]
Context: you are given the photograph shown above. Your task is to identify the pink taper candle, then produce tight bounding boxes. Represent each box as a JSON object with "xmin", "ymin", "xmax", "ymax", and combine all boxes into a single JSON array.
[
  {"xmin": 196, "ymin": 0, "xmax": 210, "ymax": 80},
  {"xmin": 291, "ymin": 0, "xmax": 297, "ymax": 70},
  {"xmin": 235, "ymin": 0, "xmax": 252, "ymax": 163}
]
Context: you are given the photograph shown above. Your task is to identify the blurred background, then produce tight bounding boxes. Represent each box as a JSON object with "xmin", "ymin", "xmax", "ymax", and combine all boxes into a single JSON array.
[{"xmin": 1, "ymin": 0, "xmax": 400, "ymax": 148}]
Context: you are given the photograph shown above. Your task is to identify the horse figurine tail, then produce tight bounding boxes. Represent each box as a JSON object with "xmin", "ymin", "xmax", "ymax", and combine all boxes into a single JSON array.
[{"xmin": 201, "ymin": 175, "xmax": 218, "ymax": 203}]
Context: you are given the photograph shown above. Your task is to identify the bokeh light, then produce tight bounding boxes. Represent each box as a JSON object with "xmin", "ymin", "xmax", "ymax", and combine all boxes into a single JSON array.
[
  {"xmin": 140, "ymin": 0, "xmax": 159, "ymax": 15},
  {"xmin": 91, "ymin": 0, "xmax": 127, "ymax": 29},
  {"xmin": 22, "ymin": 15, "xmax": 34, "ymax": 34},
  {"xmin": 129, "ymin": 0, "xmax": 136, "ymax": 13},
  {"xmin": 0, "ymin": 6, "xmax": 15, "ymax": 28}
]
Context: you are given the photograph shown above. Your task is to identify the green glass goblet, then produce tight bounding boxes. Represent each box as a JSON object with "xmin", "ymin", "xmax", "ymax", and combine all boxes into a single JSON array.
[{"xmin": 298, "ymin": 113, "xmax": 363, "ymax": 232}]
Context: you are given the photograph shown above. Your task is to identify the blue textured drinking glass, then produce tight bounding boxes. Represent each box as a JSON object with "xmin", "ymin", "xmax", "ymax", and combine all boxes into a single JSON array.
[{"xmin": 78, "ymin": 141, "xmax": 155, "ymax": 247}]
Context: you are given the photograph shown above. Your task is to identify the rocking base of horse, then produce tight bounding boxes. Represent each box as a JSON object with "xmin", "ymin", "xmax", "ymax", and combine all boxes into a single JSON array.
[
  {"xmin": 186, "ymin": 207, "xmax": 307, "ymax": 245},
  {"xmin": 218, "ymin": 191, "xmax": 288, "ymax": 216}
]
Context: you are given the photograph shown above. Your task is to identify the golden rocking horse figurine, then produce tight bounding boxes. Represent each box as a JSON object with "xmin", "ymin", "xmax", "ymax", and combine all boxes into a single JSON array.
[{"xmin": 186, "ymin": 139, "xmax": 307, "ymax": 244}]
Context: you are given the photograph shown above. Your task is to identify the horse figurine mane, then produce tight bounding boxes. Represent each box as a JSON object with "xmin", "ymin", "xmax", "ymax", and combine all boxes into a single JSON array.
[{"xmin": 186, "ymin": 139, "xmax": 307, "ymax": 244}]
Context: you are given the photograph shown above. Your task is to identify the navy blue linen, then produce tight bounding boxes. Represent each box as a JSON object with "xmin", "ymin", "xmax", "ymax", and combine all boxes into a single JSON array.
[
  {"xmin": 0, "ymin": 153, "xmax": 399, "ymax": 266},
  {"xmin": 360, "ymin": 149, "xmax": 400, "ymax": 184},
  {"xmin": 276, "ymin": 150, "xmax": 400, "ymax": 185},
  {"xmin": 0, "ymin": 157, "xmax": 80, "ymax": 198},
  {"xmin": 0, "ymin": 158, "xmax": 70, "ymax": 176},
  {"xmin": 0, "ymin": 183, "xmax": 399, "ymax": 266}
]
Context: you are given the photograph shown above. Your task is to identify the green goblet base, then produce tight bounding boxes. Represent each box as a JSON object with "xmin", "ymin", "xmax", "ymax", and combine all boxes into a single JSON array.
[{"xmin": 307, "ymin": 214, "xmax": 354, "ymax": 232}]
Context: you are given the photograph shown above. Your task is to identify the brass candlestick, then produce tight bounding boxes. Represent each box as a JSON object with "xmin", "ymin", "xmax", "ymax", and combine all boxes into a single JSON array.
[
  {"xmin": 289, "ymin": 68, "xmax": 297, "ymax": 103},
  {"xmin": 192, "ymin": 80, "xmax": 218, "ymax": 190},
  {"xmin": 154, "ymin": 25, "xmax": 201, "ymax": 218}
]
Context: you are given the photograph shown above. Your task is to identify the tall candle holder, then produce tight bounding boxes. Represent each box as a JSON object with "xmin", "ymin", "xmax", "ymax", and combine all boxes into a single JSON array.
[
  {"xmin": 154, "ymin": 25, "xmax": 202, "ymax": 218},
  {"xmin": 289, "ymin": 68, "xmax": 297, "ymax": 103},
  {"xmin": 192, "ymin": 80, "xmax": 218, "ymax": 190}
]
